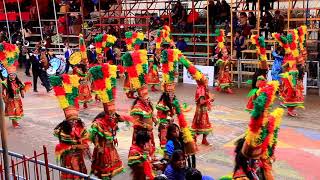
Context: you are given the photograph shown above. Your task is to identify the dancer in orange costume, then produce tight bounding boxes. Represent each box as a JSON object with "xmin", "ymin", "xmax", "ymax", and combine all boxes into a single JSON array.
[
  {"xmin": 191, "ymin": 78, "xmax": 214, "ymax": 145},
  {"xmin": 215, "ymin": 47, "xmax": 233, "ymax": 93}
]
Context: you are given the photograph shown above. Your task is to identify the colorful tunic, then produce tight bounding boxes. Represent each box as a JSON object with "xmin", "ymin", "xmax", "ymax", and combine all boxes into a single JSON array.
[
  {"xmin": 156, "ymin": 100, "xmax": 175, "ymax": 149},
  {"xmin": 123, "ymin": 72, "xmax": 135, "ymax": 93},
  {"xmin": 73, "ymin": 68, "xmax": 92, "ymax": 104},
  {"xmin": 54, "ymin": 120, "xmax": 89, "ymax": 180},
  {"xmin": 279, "ymin": 55, "xmax": 304, "ymax": 108},
  {"xmin": 128, "ymin": 144, "xmax": 155, "ymax": 180},
  {"xmin": 215, "ymin": 56, "xmax": 232, "ymax": 91},
  {"xmin": 89, "ymin": 114, "xmax": 124, "ymax": 179},
  {"xmin": 191, "ymin": 84, "xmax": 213, "ymax": 134},
  {"xmin": 130, "ymin": 99, "xmax": 156, "ymax": 157},
  {"xmin": 78, "ymin": 78, "xmax": 92, "ymax": 103},
  {"xmin": 2, "ymin": 80, "xmax": 25, "ymax": 121},
  {"xmin": 146, "ymin": 57, "xmax": 160, "ymax": 85}
]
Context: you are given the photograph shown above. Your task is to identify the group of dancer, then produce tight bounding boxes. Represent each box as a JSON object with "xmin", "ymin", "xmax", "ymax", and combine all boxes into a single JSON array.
[
  {"xmin": 0, "ymin": 23, "xmax": 308, "ymax": 180},
  {"xmin": 48, "ymin": 26, "xmax": 214, "ymax": 180}
]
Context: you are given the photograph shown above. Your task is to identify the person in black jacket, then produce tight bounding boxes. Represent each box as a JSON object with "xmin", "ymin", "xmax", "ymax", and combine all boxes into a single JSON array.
[{"xmin": 30, "ymin": 48, "xmax": 51, "ymax": 92}]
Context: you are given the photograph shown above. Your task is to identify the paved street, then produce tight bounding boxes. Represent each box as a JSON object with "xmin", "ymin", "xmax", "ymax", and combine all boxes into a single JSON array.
[{"xmin": 3, "ymin": 70, "xmax": 320, "ymax": 179}]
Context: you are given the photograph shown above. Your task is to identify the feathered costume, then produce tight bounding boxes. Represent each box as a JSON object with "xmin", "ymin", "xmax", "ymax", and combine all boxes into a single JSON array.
[
  {"xmin": 88, "ymin": 63, "xmax": 132, "ymax": 179},
  {"xmin": 233, "ymin": 80, "xmax": 284, "ymax": 180},
  {"xmin": 123, "ymin": 31, "xmax": 145, "ymax": 98},
  {"xmin": 0, "ymin": 42, "xmax": 31, "ymax": 128},
  {"xmin": 296, "ymin": 25, "xmax": 307, "ymax": 106},
  {"xmin": 160, "ymin": 48, "xmax": 198, "ymax": 157},
  {"xmin": 121, "ymin": 34, "xmax": 157, "ymax": 158},
  {"xmin": 214, "ymin": 29, "xmax": 233, "ymax": 93},
  {"xmin": 50, "ymin": 74, "xmax": 90, "ymax": 180},
  {"xmin": 246, "ymin": 35, "xmax": 269, "ymax": 112},
  {"xmin": 179, "ymin": 55, "xmax": 214, "ymax": 144},
  {"xmin": 71, "ymin": 34, "xmax": 92, "ymax": 108},
  {"xmin": 156, "ymin": 48, "xmax": 181, "ymax": 150},
  {"xmin": 146, "ymin": 55, "xmax": 160, "ymax": 90},
  {"xmin": 272, "ymin": 31, "xmax": 304, "ymax": 116}
]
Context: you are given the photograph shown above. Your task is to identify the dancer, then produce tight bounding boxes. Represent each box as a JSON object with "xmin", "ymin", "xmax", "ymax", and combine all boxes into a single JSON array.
[
  {"xmin": 156, "ymin": 85, "xmax": 177, "ymax": 150},
  {"xmin": 246, "ymin": 35, "xmax": 269, "ymax": 112},
  {"xmin": 160, "ymin": 48, "xmax": 198, "ymax": 167},
  {"xmin": 191, "ymin": 77, "xmax": 214, "ymax": 146},
  {"xmin": 122, "ymin": 33, "xmax": 157, "ymax": 158},
  {"xmin": 147, "ymin": 54, "xmax": 160, "ymax": 92},
  {"xmin": 73, "ymin": 64, "xmax": 92, "ymax": 109},
  {"xmin": 271, "ymin": 46, "xmax": 284, "ymax": 82},
  {"xmin": 2, "ymin": 68, "xmax": 30, "ymax": 128},
  {"xmin": 50, "ymin": 74, "xmax": 90, "ymax": 179},
  {"xmin": 123, "ymin": 72, "xmax": 136, "ymax": 99},
  {"xmin": 296, "ymin": 25, "xmax": 307, "ymax": 108},
  {"xmin": 70, "ymin": 35, "xmax": 92, "ymax": 109},
  {"xmin": 0, "ymin": 42, "xmax": 30, "ymax": 128},
  {"xmin": 88, "ymin": 63, "xmax": 132, "ymax": 179},
  {"xmin": 273, "ymin": 31, "xmax": 304, "ymax": 116},
  {"xmin": 214, "ymin": 29, "xmax": 233, "ymax": 93},
  {"xmin": 128, "ymin": 130, "xmax": 155, "ymax": 180},
  {"xmin": 233, "ymin": 80, "xmax": 284, "ymax": 179}
]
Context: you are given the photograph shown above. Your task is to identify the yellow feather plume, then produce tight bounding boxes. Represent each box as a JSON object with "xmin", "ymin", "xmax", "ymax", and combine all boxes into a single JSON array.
[{"xmin": 181, "ymin": 127, "xmax": 194, "ymax": 143}]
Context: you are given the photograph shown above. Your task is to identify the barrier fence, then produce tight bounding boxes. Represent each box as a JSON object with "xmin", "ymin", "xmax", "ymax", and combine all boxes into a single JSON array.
[{"xmin": 0, "ymin": 146, "xmax": 99, "ymax": 180}]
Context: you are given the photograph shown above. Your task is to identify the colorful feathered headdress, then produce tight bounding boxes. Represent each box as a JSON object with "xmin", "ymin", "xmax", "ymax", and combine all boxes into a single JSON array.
[
  {"xmin": 179, "ymin": 54, "xmax": 206, "ymax": 84},
  {"xmin": 214, "ymin": 29, "xmax": 225, "ymax": 53},
  {"xmin": 272, "ymin": 32, "xmax": 299, "ymax": 57},
  {"xmin": 251, "ymin": 35, "xmax": 268, "ymax": 70},
  {"xmin": 121, "ymin": 49, "xmax": 148, "ymax": 90},
  {"xmin": 94, "ymin": 34, "xmax": 117, "ymax": 55},
  {"xmin": 242, "ymin": 80, "xmax": 281, "ymax": 159},
  {"xmin": 156, "ymin": 25, "xmax": 174, "ymax": 49},
  {"xmin": 172, "ymin": 98, "xmax": 197, "ymax": 155},
  {"xmin": 272, "ymin": 33, "xmax": 290, "ymax": 54},
  {"xmin": 263, "ymin": 108, "xmax": 283, "ymax": 160},
  {"xmin": 79, "ymin": 34, "xmax": 87, "ymax": 60},
  {"xmin": 287, "ymin": 30, "xmax": 299, "ymax": 58},
  {"xmin": 272, "ymin": 33, "xmax": 298, "ymax": 71},
  {"xmin": 296, "ymin": 25, "xmax": 307, "ymax": 52},
  {"xmin": 50, "ymin": 74, "xmax": 80, "ymax": 120},
  {"xmin": 0, "ymin": 42, "xmax": 20, "ymax": 70},
  {"xmin": 89, "ymin": 63, "xmax": 117, "ymax": 103},
  {"xmin": 125, "ymin": 31, "xmax": 145, "ymax": 51},
  {"xmin": 160, "ymin": 49, "xmax": 182, "ymax": 91}
]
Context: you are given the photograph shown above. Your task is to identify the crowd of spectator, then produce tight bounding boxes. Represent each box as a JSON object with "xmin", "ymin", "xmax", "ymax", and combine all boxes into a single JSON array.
[{"xmin": 0, "ymin": 0, "xmax": 303, "ymax": 63}]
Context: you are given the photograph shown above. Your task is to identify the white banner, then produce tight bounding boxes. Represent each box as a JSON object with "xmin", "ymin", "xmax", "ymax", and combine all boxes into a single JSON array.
[
  {"xmin": 267, "ymin": 70, "xmax": 307, "ymax": 95},
  {"xmin": 183, "ymin": 65, "xmax": 214, "ymax": 87}
]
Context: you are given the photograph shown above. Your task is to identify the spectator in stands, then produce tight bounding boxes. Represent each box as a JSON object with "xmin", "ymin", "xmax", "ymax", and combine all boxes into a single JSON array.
[
  {"xmin": 220, "ymin": 0, "xmax": 231, "ymax": 23},
  {"xmin": 232, "ymin": 12, "xmax": 239, "ymax": 32},
  {"xmin": 233, "ymin": 30, "xmax": 246, "ymax": 59},
  {"xmin": 176, "ymin": 37, "xmax": 188, "ymax": 52},
  {"xmin": 206, "ymin": 0, "xmax": 216, "ymax": 30},
  {"xmin": 58, "ymin": 15, "xmax": 66, "ymax": 35},
  {"xmin": 248, "ymin": 12, "xmax": 256, "ymax": 29},
  {"xmin": 164, "ymin": 150, "xmax": 187, "ymax": 180},
  {"xmin": 185, "ymin": 168, "xmax": 215, "ymax": 180},
  {"xmin": 72, "ymin": 14, "xmax": 83, "ymax": 35},
  {"xmin": 215, "ymin": 0, "xmax": 222, "ymax": 24},
  {"xmin": 172, "ymin": 1, "xmax": 187, "ymax": 32},
  {"xmin": 271, "ymin": 10, "xmax": 285, "ymax": 33},
  {"xmin": 239, "ymin": 12, "xmax": 251, "ymax": 37}
]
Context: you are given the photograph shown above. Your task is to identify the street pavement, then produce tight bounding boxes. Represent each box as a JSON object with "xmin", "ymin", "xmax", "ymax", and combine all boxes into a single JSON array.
[{"xmin": 3, "ymin": 70, "xmax": 320, "ymax": 180}]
